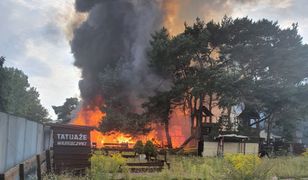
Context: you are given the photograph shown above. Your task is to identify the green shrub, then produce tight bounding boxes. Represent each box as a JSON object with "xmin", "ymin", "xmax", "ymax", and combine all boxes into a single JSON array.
[
  {"xmin": 90, "ymin": 152, "xmax": 126, "ymax": 179},
  {"xmin": 302, "ymin": 151, "xmax": 308, "ymax": 157},
  {"xmin": 133, "ymin": 140, "xmax": 144, "ymax": 154},
  {"xmin": 224, "ymin": 153, "xmax": 272, "ymax": 180},
  {"xmin": 143, "ymin": 140, "xmax": 157, "ymax": 160},
  {"xmin": 44, "ymin": 154, "xmax": 308, "ymax": 179}
]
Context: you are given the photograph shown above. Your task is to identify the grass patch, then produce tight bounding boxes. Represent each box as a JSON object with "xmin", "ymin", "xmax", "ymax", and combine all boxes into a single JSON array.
[{"xmin": 44, "ymin": 154, "xmax": 308, "ymax": 180}]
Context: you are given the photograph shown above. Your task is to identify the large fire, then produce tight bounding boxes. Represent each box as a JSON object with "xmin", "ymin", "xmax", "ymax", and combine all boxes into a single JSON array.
[
  {"xmin": 70, "ymin": 96, "xmax": 190, "ymax": 148},
  {"xmin": 71, "ymin": 106, "xmax": 141, "ymax": 147}
]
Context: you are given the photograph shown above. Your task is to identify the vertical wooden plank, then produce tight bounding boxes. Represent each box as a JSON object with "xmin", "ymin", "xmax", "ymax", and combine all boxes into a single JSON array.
[
  {"xmin": 36, "ymin": 155, "xmax": 41, "ymax": 180},
  {"xmin": 19, "ymin": 164, "xmax": 24, "ymax": 180},
  {"xmin": 46, "ymin": 150, "xmax": 51, "ymax": 173}
]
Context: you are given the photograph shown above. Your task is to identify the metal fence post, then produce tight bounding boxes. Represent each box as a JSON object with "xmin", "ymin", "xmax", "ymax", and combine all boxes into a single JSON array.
[
  {"xmin": 19, "ymin": 164, "xmax": 24, "ymax": 180},
  {"xmin": 46, "ymin": 150, "xmax": 51, "ymax": 173},
  {"xmin": 36, "ymin": 155, "xmax": 41, "ymax": 180}
]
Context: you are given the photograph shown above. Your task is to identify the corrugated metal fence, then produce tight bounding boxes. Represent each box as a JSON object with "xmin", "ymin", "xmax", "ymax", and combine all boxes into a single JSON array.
[{"xmin": 0, "ymin": 112, "xmax": 52, "ymax": 174}]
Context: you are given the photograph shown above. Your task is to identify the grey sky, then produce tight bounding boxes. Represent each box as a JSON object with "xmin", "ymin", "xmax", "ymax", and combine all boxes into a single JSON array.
[{"xmin": 0, "ymin": 0, "xmax": 307, "ymax": 118}]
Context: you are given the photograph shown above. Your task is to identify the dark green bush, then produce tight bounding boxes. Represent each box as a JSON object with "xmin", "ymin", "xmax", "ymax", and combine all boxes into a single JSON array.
[
  {"xmin": 133, "ymin": 140, "xmax": 144, "ymax": 154},
  {"xmin": 144, "ymin": 140, "xmax": 157, "ymax": 160}
]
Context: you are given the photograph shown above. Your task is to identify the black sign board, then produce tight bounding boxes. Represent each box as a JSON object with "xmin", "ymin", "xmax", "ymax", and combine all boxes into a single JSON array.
[
  {"xmin": 48, "ymin": 124, "xmax": 95, "ymax": 173},
  {"xmin": 54, "ymin": 130, "xmax": 89, "ymax": 147}
]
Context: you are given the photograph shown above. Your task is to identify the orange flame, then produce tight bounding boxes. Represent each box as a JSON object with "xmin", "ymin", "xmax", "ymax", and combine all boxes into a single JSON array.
[
  {"xmin": 70, "ymin": 96, "xmax": 136, "ymax": 147},
  {"xmin": 162, "ymin": 0, "xmax": 193, "ymax": 36},
  {"xmin": 70, "ymin": 96, "xmax": 190, "ymax": 148}
]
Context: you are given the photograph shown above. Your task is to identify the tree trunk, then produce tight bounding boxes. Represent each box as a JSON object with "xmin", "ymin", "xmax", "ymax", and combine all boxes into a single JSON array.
[
  {"xmin": 266, "ymin": 116, "xmax": 272, "ymax": 146},
  {"xmin": 196, "ymin": 95, "xmax": 204, "ymax": 140},
  {"xmin": 209, "ymin": 93, "xmax": 213, "ymax": 123},
  {"xmin": 164, "ymin": 120, "xmax": 173, "ymax": 149},
  {"xmin": 227, "ymin": 106, "xmax": 232, "ymax": 130},
  {"xmin": 190, "ymin": 97, "xmax": 198, "ymax": 135},
  {"xmin": 189, "ymin": 95, "xmax": 194, "ymax": 135}
]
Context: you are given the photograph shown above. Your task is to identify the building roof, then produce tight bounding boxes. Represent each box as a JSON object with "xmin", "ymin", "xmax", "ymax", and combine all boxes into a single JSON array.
[{"xmin": 216, "ymin": 134, "xmax": 249, "ymax": 139}]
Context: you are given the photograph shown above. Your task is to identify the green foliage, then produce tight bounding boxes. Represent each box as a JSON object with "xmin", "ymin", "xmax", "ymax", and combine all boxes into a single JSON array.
[
  {"xmin": 90, "ymin": 152, "xmax": 127, "ymax": 180},
  {"xmin": 45, "ymin": 155, "xmax": 308, "ymax": 179},
  {"xmin": 143, "ymin": 91, "xmax": 173, "ymax": 123},
  {"xmin": 148, "ymin": 18, "xmax": 238, "ymax": 139},
  {"xmin": 219, "ymin": 17, "xmax": 308, "ymax": 138},
  {"xmin": 143, "ymin": 140, "xmax": 157, "ymax": 160},
  {"xmin": 142, "ymin": 91, "xmax": 177, "ymax": 148},
  {"xmin": 96, "ymin": 66, "xmax": 152, "ymax": 135},
  {"xmin": 0, "ymin": 56, "xmax": 5, "ymax": 110},
  {"xmin": 0, "ymin": 56, "xmax": 4, "ymax": 68},
  {"xmin": 0, "ymin": 58, "xmax": 49, "ymax": 122},
  {"xmin": 93, "ymin": 16, "xmax": 308, "ymax": 139},
  {"xmin": 268, "ymin": 156, "xmax": 308, "ymax": 178},
  {"xmin": 52, "ymin": 97, "xmax": 79, "ymax": 123},
  {"xmin": 156, "ymin": 156, "xmax": 226, "ymax": 179},
  {"xmin": 148, "ymin": 27, "xmax": 173, "ymax": 78},
  {"xmin": 133, "ymin": 140, "xmax": 144, "ymax": 154},
  {"xmin": 224, "ymin": 153, "xmax": 265, "ymax": 179},
  {"xmin": 303, "ymin": 152, "xmax": 308, "ymax": 157},
  {"xmin": 148, "ymin": 16, "xmax": 308, "ymax": 141}
]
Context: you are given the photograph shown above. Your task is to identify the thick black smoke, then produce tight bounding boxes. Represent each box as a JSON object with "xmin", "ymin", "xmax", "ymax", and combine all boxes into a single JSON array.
[{"xmin": 72, "ymin": 0, "xmax": 168, "ymax": 112}]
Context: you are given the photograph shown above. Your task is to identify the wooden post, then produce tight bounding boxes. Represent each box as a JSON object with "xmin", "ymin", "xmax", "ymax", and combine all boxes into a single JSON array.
[
  {"xmin": 222, "ymin": 137, "xmax": 225, "ymax": 156},
  {"xmin": 0, "ymin": 174, "xmax": 5, "ymax": 180},
  {"xmin": 36, "ymin": 155, "xmax": 42, "ymax": 180},
  {"xmin": 243, "ymin": 141, "xmax": 246, "ymax": 155},
  {"xmin": 46, "ymin": 150, "xmax": 51, "ymax": 173},
  {"xmin": 19, "ymin": 164, "xmax": 24, "ymax": 180}
]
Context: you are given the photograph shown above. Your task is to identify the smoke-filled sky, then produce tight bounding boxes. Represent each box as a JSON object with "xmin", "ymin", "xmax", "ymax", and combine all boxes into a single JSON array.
[{"xmin": 0, "ymin": 0, "xmax": 308, "ymax": 118}]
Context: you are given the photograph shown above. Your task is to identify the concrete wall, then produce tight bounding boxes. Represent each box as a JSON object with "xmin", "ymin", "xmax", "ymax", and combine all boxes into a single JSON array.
[
  {"xmin": 223, "ymin": 143, "xmax": 239, "ymax": 154},
  {"xmin": 245, "ymin": 143, "xmax": 259, "ymax": 154},
  {"xmin": 203, "ymin": 142, "xmax": 218, "ymax": 157},
  {"xmin": 202, "ymin": 141, "xmax": 259, "ymax": 157},
  {"xmin": 0, "ymin": 112, "xmax": 52, "ymax": 173}
]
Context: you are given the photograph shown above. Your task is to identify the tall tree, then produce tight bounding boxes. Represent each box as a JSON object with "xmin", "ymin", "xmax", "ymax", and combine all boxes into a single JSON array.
[
  {"xmin": 148, "ymin": 17, "xmax": 308, "ymax": 143},
  {"xmin": 0, "ymin": 56, "xmax": 4, "ymax": 68},
  {"xmin": 0, "ymin": 56, "xmax": 5, "ymax": 111},
  {"xmin": 221, "ymin": 17, "xmax": 308, "ymax": 141},
  {"xmin": 148, "ymin": 19, "xmax": 229, "ymax": 140},
  {"xmin": 0, "ymin": 59, "xmax": 49, "ymax": 122},
  {"xmin": 52, "ymin": 97, "xmax": 79, "ymax": 123},
  {"xmin": 143, "ymin": 91, "xmax": 175, "ymax": 149}
]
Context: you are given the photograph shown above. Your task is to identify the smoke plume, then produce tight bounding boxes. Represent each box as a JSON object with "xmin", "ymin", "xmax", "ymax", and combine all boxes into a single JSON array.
[
  {"xmin": 72, "ymin": 0, "xmax": 169, "ymax": 112},
  {"xmin": 70, "ymin": 0, "xmax": 289, "ymax": 127}
]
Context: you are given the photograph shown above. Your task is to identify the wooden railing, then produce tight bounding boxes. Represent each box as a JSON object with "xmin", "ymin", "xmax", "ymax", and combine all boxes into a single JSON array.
[
  {"xmin": 126, "ymin": 161, "xmax": 165, "ymax": 173},
  {"xmin": 0, "ymin": 150, "xmax": 53, "ymax": 180}
]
